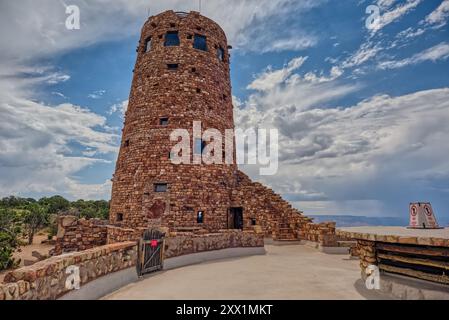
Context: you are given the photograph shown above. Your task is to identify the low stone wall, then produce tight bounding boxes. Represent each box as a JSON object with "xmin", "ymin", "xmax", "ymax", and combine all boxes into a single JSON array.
[
  {"xmin": 106, "ymin": 225, "xmax": 147, "ymax": 244},
  {"xmin": 0, "ymin": 242, "xmax": 137, "ymax": 300},
  {"xmin": 164, "ymin": 230, "xmax": 264, "ymax": 258},
  {"xmin": 54, "ymin": 216, "xmax": 108, "ymax": 255},
  {"xmin": 357, "ymin": 240, "xmax": 377, "ymax": 278},
  {"xmin": 301, "ymin": 222, "xmax": 338, "ymax": 247}
]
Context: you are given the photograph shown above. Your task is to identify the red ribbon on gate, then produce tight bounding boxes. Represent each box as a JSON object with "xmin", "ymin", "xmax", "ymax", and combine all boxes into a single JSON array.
[{"xmin": 150, "ymin": 240, "xmax": 158, "ymax": 248}]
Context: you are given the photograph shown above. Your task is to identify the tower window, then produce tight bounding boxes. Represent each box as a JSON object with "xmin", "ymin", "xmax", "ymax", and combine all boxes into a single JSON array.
[
  {"xmin": 170, "ymin": 23, "xmax": 176, "ymax": 28},
  {"xmin": 187, "ymin": 34, "xmax": 193, "ymax": 40},
  {"xmin": 197, "ymin": 211, "xmax": 204, "ymax": 224},
  {"xmin": 251, "ymin": 218, "xmax": 257, "ymax": 226},
  {"xmin": 193, "ymin": 34, "xmax": 207, "ymax": 51},
  {"xmin": 144, "ymin": 37, "xmax": 152, "ymax": 53},
  {"xmin": 116, "ymin": 213, "xmax": 124, "ymax": 222},
  {"xmin": 154, "ymin": 183, "xmax": 168, "ymax": 193},
  {"xmin": 196, "ymin": 88, "xmax": 201, "ymax": 93},
  {"xmin": 167, "ymin": 64, "xmax": 179, "ymax": 70},
  {"xmin": 165, "ymin": 31, "xmax": 180, "ymax": 46},
  {"xmin": 124, "ymin": 139, "xmax": 130, "ymax": 147},
  {"xmin": 191, "ymin": 67, "xmax": 196, "ymax": 73},
  {"xmin": 159, "ymin": 117, "xmax": 169, "ymax": 126},
  {"xmin": 217, "ymin": 47, "xmax": 225, "ymax": 61}
]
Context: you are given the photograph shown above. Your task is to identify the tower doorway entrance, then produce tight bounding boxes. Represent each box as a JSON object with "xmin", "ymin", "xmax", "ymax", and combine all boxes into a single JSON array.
[{"xmin": 229, "ymin": 207, "xmax": 244, "ymax": 230}]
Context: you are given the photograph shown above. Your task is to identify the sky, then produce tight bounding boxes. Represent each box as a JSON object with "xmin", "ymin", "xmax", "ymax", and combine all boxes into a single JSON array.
[{"xmin": 0, "ymin": 0, "xmax": 448, "ymax": 220}]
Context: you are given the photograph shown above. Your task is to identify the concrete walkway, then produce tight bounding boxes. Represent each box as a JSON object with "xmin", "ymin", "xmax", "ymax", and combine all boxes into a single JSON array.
[{"xmin": 103, "ymin": 245, "xmax": 388, "ymax": 300}]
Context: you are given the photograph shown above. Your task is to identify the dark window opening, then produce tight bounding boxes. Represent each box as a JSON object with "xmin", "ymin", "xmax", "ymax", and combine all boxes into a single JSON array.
[
  {"xmin": 124, "ymin": 139, "xmax": 130, "ymax": 147},
  {"xmin": 223, "ymin": 94, "xmax": 227, "ymax": 101},
  {"xmin": 154, "ymin": 183, "xmax": 168, "ymax": 193},
  {"xmin": 170, "ymin": 23, "xmax": 176, "ymax": 28},
  {"xmin": 160, "ymin": 117, "xmax": 169, "ymax": 126},
  {"xmin": 144, "ymin": 37, "xmax": 152, "ymax": 53},
  {"xmin": 197, "ymin": 211, "xmax": 204, "ymax": 224},
  {"xmin": 158, "ymin": 34, "xmax": 163, "ymax": 39},
  {"xmin": 167, "ymin": 63, "xmax": 179, "ymax": 70},
  {"xmin": 151, "ymin": 22, "xmax": 157, "ymax": 28},
  {"xmin": 230, "ymin": 207, "xmax": 244, "ymax": 229},
  {"xmin": 191, "ymin": 67, "xmax": 196, "ymax": 73},
  {"xmin": 165, "ymin": 31, "xmax": 180, "ymax": 46},
  {"xmin": 193, "ymin": 34, "xmax": 207, "ymax": 51},
  {"xmin": 116, "ymin": 213, "xmax": 124, "ymax": 222},
  {"xmin": 251, "ymin": 218, "xmax": 257, "ymax": 226},
  {"xmin": 196, "ymin": 88, "xmax": 201, "ymax": 93},
  {"xmin": 187, "ymin": 34, "xmax": 193, "ymax": 40},
  {"xmin": 217, "ymin": 47, "xmax": 225, "ymax": 61}
]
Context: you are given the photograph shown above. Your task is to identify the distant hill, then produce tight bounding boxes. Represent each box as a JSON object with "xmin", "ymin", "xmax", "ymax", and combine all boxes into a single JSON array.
[{"xmin": 309, "ymin": 215, "xmax": 449, "ymax": 228}]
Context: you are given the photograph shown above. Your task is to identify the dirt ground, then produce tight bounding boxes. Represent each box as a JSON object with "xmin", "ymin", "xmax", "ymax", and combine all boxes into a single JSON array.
[{"xmin": 0, "ymin": 233, "xmax": 54, "ymax": 282}]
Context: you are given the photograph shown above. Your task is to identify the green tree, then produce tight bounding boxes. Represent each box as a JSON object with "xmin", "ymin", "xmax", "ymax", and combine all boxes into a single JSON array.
[
  {"xmin": 23, "ymin": 204, "xmax": 48, "ymax": 245},
  {"xmin": 38, "ymin": 195, "xmax": 70, "ymax": 214},
  {"xmin": 0, "ymin": 209, "xmax": 21, "ymax": 270}
]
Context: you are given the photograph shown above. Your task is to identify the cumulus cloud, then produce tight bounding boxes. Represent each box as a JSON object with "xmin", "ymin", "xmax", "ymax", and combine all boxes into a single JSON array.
[
  {"xmin": 236, "ymin": 58, "xmax": 449, "ymax": 215},
  {"xmin": 108, "ymin": 100, "xmax": 129, "ymax": 117},
  {"xmin": 0, "ymin": 65, "xmax": 119, "ymax": 199},
  {"xmin": 0, "ymin": 0, "xmax": 323, "ymax": 63}
]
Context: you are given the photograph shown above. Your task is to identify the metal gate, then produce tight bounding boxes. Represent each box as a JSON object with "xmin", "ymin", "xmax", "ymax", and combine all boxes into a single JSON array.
[{"xmin": 136, "ymin": 229, "xmax": 165, "ymax": 276}]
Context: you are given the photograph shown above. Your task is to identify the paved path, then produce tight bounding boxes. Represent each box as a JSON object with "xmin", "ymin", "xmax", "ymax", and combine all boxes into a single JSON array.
[{"xmin": 104, "ymin": 245, "xmax": 387, "ymax": 300}]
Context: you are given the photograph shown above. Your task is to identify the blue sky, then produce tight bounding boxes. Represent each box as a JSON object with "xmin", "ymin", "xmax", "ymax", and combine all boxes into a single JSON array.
[{"xmin": 0, "ymin": 0, "xmax": 448, "ymax": 221}]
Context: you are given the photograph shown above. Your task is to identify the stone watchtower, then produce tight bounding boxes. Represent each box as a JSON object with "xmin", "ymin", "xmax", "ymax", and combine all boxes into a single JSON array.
[{"xmin": 110, "ymin": 10, "xmax": 322, "ymax": 241}]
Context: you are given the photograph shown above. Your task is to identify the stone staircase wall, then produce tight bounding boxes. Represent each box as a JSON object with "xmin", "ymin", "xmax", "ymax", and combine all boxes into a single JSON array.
[{"xmin": 234, "ymin": 171, "xmax": 338, "ymax": 246}]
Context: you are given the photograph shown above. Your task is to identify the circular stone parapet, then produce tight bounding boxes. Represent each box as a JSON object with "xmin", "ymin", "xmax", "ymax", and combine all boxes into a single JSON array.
[{"xmin": 337, "ymin": 226, "xmax": 449, "ymax": 247}]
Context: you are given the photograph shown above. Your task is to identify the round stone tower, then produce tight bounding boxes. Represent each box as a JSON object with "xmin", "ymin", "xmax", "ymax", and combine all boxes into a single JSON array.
[{"xmin": 110, "ymin": 10, "xmax": 238, "ymax": 231}]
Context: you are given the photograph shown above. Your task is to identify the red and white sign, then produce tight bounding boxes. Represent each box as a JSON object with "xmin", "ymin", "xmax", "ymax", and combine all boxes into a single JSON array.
[{"xmin": 409, "ymin": 202, "xmax": 440, "ymax": 229}]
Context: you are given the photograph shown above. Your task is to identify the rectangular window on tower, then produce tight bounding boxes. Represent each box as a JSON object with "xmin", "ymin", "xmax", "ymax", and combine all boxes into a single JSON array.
[
  {"xmin": 167, "ymin": 64, "xmax": 179, "ymax": 70},
  {"xmin": 217, "ymin": 47, "xmax": 225, "ymax": 61},
  {"xmin": 197, "ymin": 211, "xmax": 204, "ymax": 224},
  {"xmin": 159, "ymin": 117, "xmax": 169, "ymax": 126},
  {"xmin": 193, "ymin": 34, "xmax": 207, "ymax": 51},
  {"xmin": 154, "ymin": 183, "xmax": 168, "ymax": 193},
  {"xmin": 145, "ymin": 37, "xmax": 152, "ymax": 53},
  {"xmin": 165, "ymin": 31, "xmax": 180, "ymax": 46}
]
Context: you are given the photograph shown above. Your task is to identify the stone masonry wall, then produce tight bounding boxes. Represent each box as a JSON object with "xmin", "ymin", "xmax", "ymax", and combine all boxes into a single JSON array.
[
  {"xmin": 106, "ymin": 10, "xmax": 338, "ymax": 245},
  {"xmin": 233, "ymin": 171, "xmax": 338, "ymax": 244},
  {"xmin": 54, "ymin": 216, "xmax": 108, "ymax": 255},
  {"xmin": 0, "ymin": 242, "xmax": 137, "ymax": 300},
  {"xmin": 110, "ymin": 10, "xmax": 238, "ymax": 231},
  {"xmin": 357, "ymin": 240, "xmax": 377, "ymax": 279},
  {"xmin": 302, "ymin": 222, "xmax": 338, "ymax": 247},
  {"xmin": 164, "ymin": 229, "xmax": 264, "ymax": 258},
  {"xmin": 106, "ymin": 225, "xmax": 147, "ymax": 244}
]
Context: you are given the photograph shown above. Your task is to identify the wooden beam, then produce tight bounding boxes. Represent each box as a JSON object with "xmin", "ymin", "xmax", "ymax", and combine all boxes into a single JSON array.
[
  {"xmin": 376, "ymin": 243, "xmax": 449, "ymax": 258},
  {"xmin": 379, "ymin": 264, "xmax": 449, "ymax": 285},
  {"xmin": 378, "ymin": 253, "xmax": 449, "ymax": 270}
]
